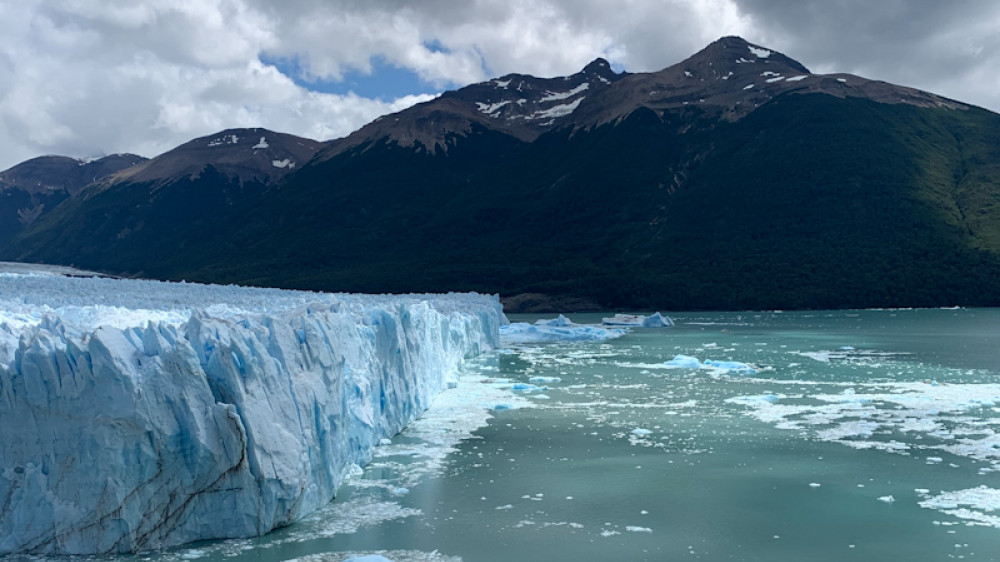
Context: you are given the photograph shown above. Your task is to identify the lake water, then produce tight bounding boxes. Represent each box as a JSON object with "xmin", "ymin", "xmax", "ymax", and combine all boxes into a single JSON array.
[{"xmin": 103, "ymin": 309, "xmax": 1000, "ymax": 561}]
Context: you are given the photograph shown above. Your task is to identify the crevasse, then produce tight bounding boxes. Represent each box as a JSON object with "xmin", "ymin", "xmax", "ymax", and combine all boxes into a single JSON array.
[{"xmin": 0, "ymin": 274, "xmax": 502, "ymax": 555}]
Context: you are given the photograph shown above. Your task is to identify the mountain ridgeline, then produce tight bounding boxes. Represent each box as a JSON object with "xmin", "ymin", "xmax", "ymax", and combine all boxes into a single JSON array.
[{"xmin": 5, "ymin": 36, "xmax": 1000, "ymax": 311}]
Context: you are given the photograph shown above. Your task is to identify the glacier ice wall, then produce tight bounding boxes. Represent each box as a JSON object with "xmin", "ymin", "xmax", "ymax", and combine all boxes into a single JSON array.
[{"xmin": 0, "ymin": 274, "xmax": 502, "ymax": 555}]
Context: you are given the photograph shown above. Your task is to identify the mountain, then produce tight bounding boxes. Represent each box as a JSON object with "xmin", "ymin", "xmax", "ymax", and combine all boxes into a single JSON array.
[
  {"xmin": 322, "ymin": 56, "xmax": 624, "ymax": 158},
  {"xmin": 105, "ymin": 128, "xmax": 322, "ymax": 188},
  {"xmin": 0, "ymin": 153, "xmax": 146, "ymax": 248},
  {"xmin": 8, "ymin": 128, "xmax": 323, "ymax": 276},
  {"xmin": 7, "ymin": 37, "xmax": 1000, "ymax": 311}
]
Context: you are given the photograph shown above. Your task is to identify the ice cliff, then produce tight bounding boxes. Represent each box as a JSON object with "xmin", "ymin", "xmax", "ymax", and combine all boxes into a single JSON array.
[{"xmin": 0, "ymin": 272, "xmax": 502, "ymax": 555}]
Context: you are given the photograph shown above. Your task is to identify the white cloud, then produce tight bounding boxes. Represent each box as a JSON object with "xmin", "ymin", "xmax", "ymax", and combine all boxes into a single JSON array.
[
  {"xmin": 2, "ymin": 0, "xmax": 999, "ymax": 171},
  {"xmin": 0, "ymin": 0, "xmax": 442, "ymax": 169}
]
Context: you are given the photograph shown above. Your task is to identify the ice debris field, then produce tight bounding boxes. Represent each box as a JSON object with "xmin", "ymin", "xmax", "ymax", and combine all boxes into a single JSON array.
[
  {"xmin": 0, "ymin": 269, "xmax": 503, "ymax": 555},
  {"xmin": 499, "ymin": 313, "xmax": 672, "ymax": 345}
]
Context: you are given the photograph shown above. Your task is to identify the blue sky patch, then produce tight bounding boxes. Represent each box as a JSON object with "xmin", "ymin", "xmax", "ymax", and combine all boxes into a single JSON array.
[{"xmin": 260, "ymin": 53, "xmax": 449, "ymax": 100}]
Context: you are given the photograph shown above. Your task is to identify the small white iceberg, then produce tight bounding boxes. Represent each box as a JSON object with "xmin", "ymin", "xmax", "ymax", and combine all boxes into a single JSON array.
[
  {"xmin": 602, "ymin": 312, "xmax": 674, "ymax": 327},
  {"xmin": 663, "ymin": 355, "xmax": 757, "ymax": 375},
  {"xmin": 534, "ymin": 314, "xmax": 574, "ymax": 327},
  {"xmin": 500, "ymin": 318, "xmax": 627, "ymax": 344},
  {"xmin": 703, "ymin": 359, "xmax": 757, "ymax": 375},
  {"xmin": 664, "ymin": 354, "xmax": 702, "ymax": 369}
]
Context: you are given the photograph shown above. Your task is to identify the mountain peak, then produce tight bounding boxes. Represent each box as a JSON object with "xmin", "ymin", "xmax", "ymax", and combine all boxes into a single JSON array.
[
  {"xmin": 682, "ymin": 36, "xmax": 811, "ymax": 75},
  {"xmin": 106, "ymin": 128, "xmax": 324, "ymax": 187},
  {"xmin": 582, "ymin": 57, "xmax": 612, "ymax": 74}
]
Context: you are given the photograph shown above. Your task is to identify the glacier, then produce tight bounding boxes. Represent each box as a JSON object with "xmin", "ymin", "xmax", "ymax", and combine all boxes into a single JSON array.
[{"xmin": 0, "ymin": 271, "xmax": 502, "ymax": 555}]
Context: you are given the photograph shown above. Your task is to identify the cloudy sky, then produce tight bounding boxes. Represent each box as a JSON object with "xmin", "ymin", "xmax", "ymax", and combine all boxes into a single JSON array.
[{"xmin": 2, "ymin": 0, "xmax": 999, "ymax": 170}]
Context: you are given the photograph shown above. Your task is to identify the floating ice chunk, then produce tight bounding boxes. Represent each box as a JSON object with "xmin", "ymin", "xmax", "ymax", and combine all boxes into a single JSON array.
[
  {"xmin": 809, "ymin": 483, "xmax": 821, "ymax": 488},
  {"xmin": 878, "ymin": 495, "xmax": 896, "ymax": 503},
  {"xmin": 500, "ymin": 322, "xmax": 627, "ymax": 344},
  {"xmin": 345, "ymin": 556, "xmax": 394, "ymax": 562},
  {"xmin": 602, "ymin": 313, "xmax": 674, "ymax": 327},
  {"xmin": 642, "ymin": 312, "xmax": 675, "ymax": 327},
  {"xmin": 390, "ymin": 487, "xmax": 409, "ymax": 496},
  {"xmin": 632, "ymin": 428, "xmax": 652, "ymax": 437},
  {"xmin": 535, "ymin": 314, "xmax": 573, "ymax": 327},
  {"xmin": 927, "ymin": 457, "xmax": 944, "ymax": 464},
  {"xmin": 664, "ymin": 355, "xmax": 702, "ymax": 369},
  {"xmin": 703, "ymin": 360, "xmax": 757, "ymax": 375},
  {"xmin": 625, "ymin": 525, "xmax": 653, "ymax": 533},
  {"xmin": 529, "ymin": 376, "xmax": 561, "ymax": 384},
  {"xmin": 918, "ymin": 486, "xmax": 1000, "ymax": 528},
  {"xmin": 379, "ymin": 438, "xmax": 392, "ymax": 446},
  {"xmin": 511, "ymin": 383, "xmax": 546, "ymax": 393}
]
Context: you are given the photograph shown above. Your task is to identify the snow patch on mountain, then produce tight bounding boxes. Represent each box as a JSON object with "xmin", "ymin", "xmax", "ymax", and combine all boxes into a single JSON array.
[
  {"xmin": 253, "ymin": 136, "xmax": 270, "ymax": 149},
  {"xmin": 748, "ymin": 46, "xmax": 772, "ymax": 59},
  {"xmin": 540, "ymin": 82, "xmax": 589, "ymax": 102},
  {"xmin": 208, "ymin": 134, "xmax": 239, "ymax": 147},
  {"xmin": 476, "ymin": 100, "xmax": 512, "ymax": 116},
  {"xmin": 272, "ymin": 159, "xmax": 293, "ymax": 169},
  {"xmin": 529, "ymin": 97, "xmax": 585, "ymax": 120}
]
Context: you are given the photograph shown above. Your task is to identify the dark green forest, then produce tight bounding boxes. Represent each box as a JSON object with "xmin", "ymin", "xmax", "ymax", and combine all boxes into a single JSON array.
[{"xmin": 9, "ymin": 94, "xmax": 1000, "ymax": 311}]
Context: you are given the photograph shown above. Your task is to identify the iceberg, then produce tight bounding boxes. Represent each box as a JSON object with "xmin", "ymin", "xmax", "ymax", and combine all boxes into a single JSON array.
[
  {"xmin": 703, "ymin": 359, "xmax": 758, "ymax": 375},
  {"xmin": 663, "ymin": 355, "xmax": 757, "ymax": 375},
  {"xmin": 601, "ymin": 312, "xmax": 674, "ymax": 327},
  {"xmin": 500, "ymin": 318, "xmax": 627, "ymax": 344},
  {"xmin": 533, "ymin": 314, "xmax": 574, "ymax": 327},
  {"xmin": 664, "ymin": 354, "xmax": 702, "ymax": 369},
  {"xmin": 0, "ymin": 273, "xmax": 502, "ymax": 555}
]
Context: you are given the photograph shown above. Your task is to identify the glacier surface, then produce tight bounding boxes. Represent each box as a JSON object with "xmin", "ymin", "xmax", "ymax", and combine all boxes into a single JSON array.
[{"xmin": 0, "ymin": 272, "xmax": 502, "ymax": 555}]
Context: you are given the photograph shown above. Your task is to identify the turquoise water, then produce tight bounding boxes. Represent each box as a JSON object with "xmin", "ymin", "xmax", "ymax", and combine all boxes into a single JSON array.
[{"xmin": 104, "ymin": 310, "xmax": 1000, "ymax": 560}]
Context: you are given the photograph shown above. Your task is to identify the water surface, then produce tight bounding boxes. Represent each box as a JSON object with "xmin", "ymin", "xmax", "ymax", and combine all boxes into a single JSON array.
[{"xmin": 112, "ymin": 309, "xmax": 1000, "ymax": 561}]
